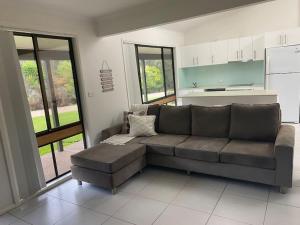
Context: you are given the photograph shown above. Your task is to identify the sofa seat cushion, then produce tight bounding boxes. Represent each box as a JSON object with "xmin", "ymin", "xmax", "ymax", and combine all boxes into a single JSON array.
[
  {"xmin": 220, "ymin": 140, "xmax": 275, "ymax": 169},
  {"xmin": 71, "ymin": 143, "xmax": 146, "ymax": 173},
  {"xmin": 175, "ymin": 136, "xmax": 229, "ymax": 162},
  {"xmin": 139, "ymin": 134, "xmax": 188, "ymax": 156}
]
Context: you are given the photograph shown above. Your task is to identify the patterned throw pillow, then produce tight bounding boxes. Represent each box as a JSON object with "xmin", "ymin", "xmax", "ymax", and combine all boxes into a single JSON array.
[
  {"xmin": 128, "ymin": 115, "xmax": 157, "ymax": 137},
  {"xmin": 121, "ymin": 111, "xmax": 146, "ymax": 134}
]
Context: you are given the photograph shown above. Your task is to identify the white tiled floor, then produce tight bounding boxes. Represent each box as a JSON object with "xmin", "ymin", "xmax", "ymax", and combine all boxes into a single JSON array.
[{"xmin": 1, "ymin": 125, "xmax": 300, "ymax": 225}]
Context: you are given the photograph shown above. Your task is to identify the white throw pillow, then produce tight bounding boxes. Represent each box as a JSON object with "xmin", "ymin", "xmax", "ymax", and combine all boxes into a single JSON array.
[{"xmin": 128, "ymin": 115, "xmax": 157, "ymax": 137}]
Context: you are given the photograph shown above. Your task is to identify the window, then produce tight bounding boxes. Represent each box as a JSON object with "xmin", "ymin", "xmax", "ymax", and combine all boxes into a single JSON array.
[
  {"xmin": 135, "ymin": 45, "xmax": 176, "ymax": 104},
  {"xmin": 14, "ymin": 33, "xmax": 86, "ymax": 183}
]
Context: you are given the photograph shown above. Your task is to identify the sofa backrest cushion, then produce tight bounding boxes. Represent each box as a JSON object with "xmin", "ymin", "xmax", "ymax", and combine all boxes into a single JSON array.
[
  {"xmin": 147, "ymin": 104, "xmax": 160, "ymax": 132},
  {"xmin": 191, "ymin": 105, "xmax": 231, "ymax": 138},
  {"xmin": 159, "ymin": 105, "xmax": 191, "ymax": 135},
  {"xmin": 229, "ymin": 103, "xmax": 281, "ymax": 142}
]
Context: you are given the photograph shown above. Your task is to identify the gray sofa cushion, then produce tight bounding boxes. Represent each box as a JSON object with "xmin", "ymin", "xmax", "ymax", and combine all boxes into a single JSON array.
[
  {"xmin": 191, "ymin": 105, "xmax": 231, "ymax": 138},
  {"xmin": 220, "ymin": 140, "xmax": 275, "ymax": 170},
  {"xmin": 159, "ymin": 105, "xmax": 191, "ymax": 135},
  {"xmin": 71, "ymin": 143, "xmax": 146, "ymax": 173},
  {"xmin": 147, "ymin": 104, "xmax": 160, "ymax": 132},
  {"xmin": 229, "ymin": 103, "xmax": 281, "ymax": 142},
  {"xmin": 140, "ymin": 134, "xmax": 188, "ymax": 156},
  {"xmin": 175, "ymin": 136, "xmax": 229, "ymax": 162}
]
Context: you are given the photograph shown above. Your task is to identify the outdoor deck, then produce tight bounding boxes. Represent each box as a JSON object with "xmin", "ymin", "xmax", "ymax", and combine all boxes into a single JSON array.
[{"xmin": 40, "ymin": 141, "xmax": 84, "ymax": 181}]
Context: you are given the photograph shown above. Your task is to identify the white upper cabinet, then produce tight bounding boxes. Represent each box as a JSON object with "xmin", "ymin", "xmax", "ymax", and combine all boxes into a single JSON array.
[
  {"xmin": 211, "ymin": 40, "xmax": 228, "ymax": 65},
  {"xmin": 197, "ymin": 42, "xmax": 212, "ymax": 66},
  {"xmin": 180, "ymin": 45, "xmax": 197, "ymax": 68},
  {"xmin": 265, "ymin": 28, "xmax": 300, "ymax": 48},
  {"xmin": 252, "ymin": 35, "xmax": 265, "ymax": 61},
  {"xmin": 239, "ymin": 37, "xmax": 253, "ymax": 62},
  {"xmin": 227, "ymin": 38, "xmax": 240, "ymax": 62},
  {"xmin": 265, "ymin": 30, "xmax": 284, "ymax": 48},
  {"xmin": 284, "ymin": 28, "xmax": 300, "ymax": 46}
]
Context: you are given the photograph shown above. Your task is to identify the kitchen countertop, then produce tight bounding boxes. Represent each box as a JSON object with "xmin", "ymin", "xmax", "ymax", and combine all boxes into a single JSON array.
[{"xmin": 178, "ymin": 90, "xmax": 277, "ymax": 98}]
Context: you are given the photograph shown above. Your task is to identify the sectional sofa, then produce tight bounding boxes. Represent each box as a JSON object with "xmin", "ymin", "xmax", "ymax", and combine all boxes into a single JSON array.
[{"xmin": 71, "ymin": 103, "xmax": 295, "ymax": 194}]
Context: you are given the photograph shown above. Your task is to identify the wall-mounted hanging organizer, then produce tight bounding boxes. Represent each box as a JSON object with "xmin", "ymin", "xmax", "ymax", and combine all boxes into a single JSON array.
[{"xmin": 99, "ymin": 60, "xmax": 114, "ymax": 92}]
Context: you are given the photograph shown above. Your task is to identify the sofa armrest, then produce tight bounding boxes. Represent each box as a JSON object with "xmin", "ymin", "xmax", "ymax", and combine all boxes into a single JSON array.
[
  {"xmin": 100, "ymin": 124, "xmax": 123, "ymax": 141},
  {"xmin": 274, "ymin": 125, "xmax": 295, "ymax": 187}
]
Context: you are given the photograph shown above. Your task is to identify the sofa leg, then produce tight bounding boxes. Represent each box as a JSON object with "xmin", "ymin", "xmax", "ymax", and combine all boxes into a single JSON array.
[
  {"xmin": 186, "ymin": 170, "xmax": 191, "ymax": 176},
  {"xmin": 111, "ymin": 188, "xmax": 117, "ymax": 195},
  {"xmin": 280, "ymin": 186, "xmax": 288, "ymax": 194},
  {"xmin": 77, "ymin": 180, "xmax": 82, "ymax": 185}
]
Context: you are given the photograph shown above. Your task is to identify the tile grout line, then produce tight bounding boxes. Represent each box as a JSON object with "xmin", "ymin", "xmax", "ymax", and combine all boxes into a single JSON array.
[
  {"xmin": 150, "ymin": 174, "xmax": 193, "ymax": 225},
  {"xmin": 204, "ymin": 181, "xmax": 228, "ymax": 225},
  {"xmin": 262, "ymin": 188, "xmax": 271, "ymax": 225}
]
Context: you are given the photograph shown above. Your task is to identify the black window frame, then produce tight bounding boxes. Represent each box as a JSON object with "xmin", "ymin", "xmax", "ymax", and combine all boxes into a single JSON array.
[{"xmin": 135, "ymin": 44, "xmax": 176, "ymax": 104}]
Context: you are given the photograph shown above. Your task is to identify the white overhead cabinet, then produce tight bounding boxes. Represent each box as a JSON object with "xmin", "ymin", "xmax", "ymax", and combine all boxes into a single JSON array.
[
  {"xmin": 239, "ymin": 37, "xmax": 253, "ymax": 62},
  {"xmin": 227, "ymin": 38, "xmax": 240, "ymax": 62},
  {"xmin": 265, "ymin": 28, "xmax": 300, "ymax": 48},
  {"xmin": 197, "ymin": 42, "xmax": 212, "ymax": 66},
  {"xmin": 252, "ymin": 35, "xmax": 265, "ymax": 61},
  {"xmin": 180, "ymin": 45, "xmax": 197, "ymax": 68},
  {"xmin": 211, "ymin": 40, "xmax": 228, "ymax": 65},
  {"xmin": 228, "ymin": 37, "xmax": 253, "ymax": 62}
]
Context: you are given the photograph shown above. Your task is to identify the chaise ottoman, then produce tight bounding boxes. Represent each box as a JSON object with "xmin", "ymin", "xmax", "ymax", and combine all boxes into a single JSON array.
[{"xmin": 71, "ymin": 142, "xmax": 146, "ymax": 194}]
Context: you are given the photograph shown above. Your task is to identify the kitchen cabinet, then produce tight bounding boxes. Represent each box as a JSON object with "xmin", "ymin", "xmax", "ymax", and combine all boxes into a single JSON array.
[
  {"xmin": 265, "ymin": 28, "xmax": 300, "ymax": 48},
  {"xmin": 252, "ymin": 35, "xmax": 265, "ymax": 61},
  {"xmin": 239, "ymin": 37, "xmax": 253, "ymax": 62},
  {"xmin": 227, "ymin": 38, "xmax": 240, "ymax": 62},
  {"xmin": 197, "ymin": 42, "xmax": 212, "ymax": 66},
  {"xmin": 228, "ymin": 37, "xmax": 252, "ymax": 62},
  {"xmin": 180, "ymin": 45, "xmax": 197, "ymax": 68},
  {"xmin": 211, "ymin": 40, "xmax": 228, "ymax": 65},
  {"xmin": 180, "ymin": 43, "xmax": 212, "ymax": 67},
  {"xmin": 284, "ymin": 28, "xmax": 300, "ymax": 46}
]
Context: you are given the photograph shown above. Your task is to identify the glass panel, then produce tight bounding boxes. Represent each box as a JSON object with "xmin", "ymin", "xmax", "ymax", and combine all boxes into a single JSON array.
[
  {"xmin": 54, "ymin": 134, "xmax": 84, "ymax": 176},
  {"xmin": 38, "ymin": 38, "xmax": 80, "ymax": 129},
  {"xmin": 14, "ymin": 36, "xmax": 48, "ymax": 133},
  {"xmin": 137, "ymin": 46, "xmax": 165, "ymax": 102},
  {"xmin": 163, "ymin": 48, "xmax": 175, "ymax": 96},
  {"xmin": 39, "ymin": 145, "xmax": 56, "ymax": 182}
]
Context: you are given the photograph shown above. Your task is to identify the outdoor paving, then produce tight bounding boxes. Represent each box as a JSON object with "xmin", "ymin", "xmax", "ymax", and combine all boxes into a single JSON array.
[{"xmin": 40, "ymin": 141, "xmax": 84, "ymax": 181}]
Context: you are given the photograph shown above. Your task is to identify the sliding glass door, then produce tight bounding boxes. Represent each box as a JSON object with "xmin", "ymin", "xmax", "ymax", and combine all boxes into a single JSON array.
[{"xmin": 14, "ymin": 33, "xmax": 86, "ymax": 183}]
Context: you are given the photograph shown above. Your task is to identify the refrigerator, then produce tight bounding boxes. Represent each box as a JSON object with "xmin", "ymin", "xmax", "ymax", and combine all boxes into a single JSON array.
[{"xmin": 266, "ymin": 45, "xmax": 300, "ymax": 123}]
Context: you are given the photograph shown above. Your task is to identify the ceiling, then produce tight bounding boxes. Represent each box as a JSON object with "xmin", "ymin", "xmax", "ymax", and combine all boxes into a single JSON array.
[{"xmin": 0, "ymin": 0, "xmax": 157, "ymax": 19}]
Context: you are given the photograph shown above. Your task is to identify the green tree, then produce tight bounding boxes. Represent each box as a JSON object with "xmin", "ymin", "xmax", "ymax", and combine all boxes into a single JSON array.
[
  {"xmin": 145, "ymin": 64, "xmax": 164, "ymax": 92},
  {"xmin": 20, "ymin": 61, "xmax": 39, "ymax": 88}
]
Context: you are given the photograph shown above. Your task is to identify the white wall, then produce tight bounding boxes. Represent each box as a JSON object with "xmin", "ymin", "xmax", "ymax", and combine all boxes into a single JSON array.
[
  {"xmin": 0, "ymin": 2, "xmax": 184, "ymax": 145},
  {"xmin": 184, "ymin": 0, "xmax": 300, "ymax": 45}
]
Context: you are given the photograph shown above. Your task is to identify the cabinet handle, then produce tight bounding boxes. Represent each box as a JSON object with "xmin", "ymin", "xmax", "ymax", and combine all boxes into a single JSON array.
[
  {"xmin": 280, "ymin": 35, "xmax": 282, "ymax": 45},
  {"xmin": 241, "ymin": 50, "xmax": 243, "ymax": 59},
  {"xmin": 212, "ymin": 55, "xmax": 214, "ymax": 64},
  {"xmin": 285, "ymin": 34, "xmax": 287, "ymax": 45},
  {"xmin": 193, "ymin": 57, "xmax": 195, "ymax": 65},
  {"xmin": 236, "ymin": 51, "xmax": 239, "ymax": 60},
  {"xmin": 254, "ymin": 50, "xmax": 256, "ymax": 60}
]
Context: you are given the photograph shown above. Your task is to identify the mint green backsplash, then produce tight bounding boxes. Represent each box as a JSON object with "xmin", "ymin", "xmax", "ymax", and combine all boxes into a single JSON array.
[{"xmin": 178, "ymin": 61, "xmax": 265, "ymax": 88}]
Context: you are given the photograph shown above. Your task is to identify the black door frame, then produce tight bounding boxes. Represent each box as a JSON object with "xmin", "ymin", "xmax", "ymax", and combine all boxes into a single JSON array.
[{"xmin": 14, "ymin": 32, "xmax": 86, "ymax": 183}]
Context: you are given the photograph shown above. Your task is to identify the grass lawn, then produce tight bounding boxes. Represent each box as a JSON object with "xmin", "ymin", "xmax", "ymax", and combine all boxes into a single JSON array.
[{"xmin": 32, "ymin": 110, "xmax": 83, "ymax": 156}]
